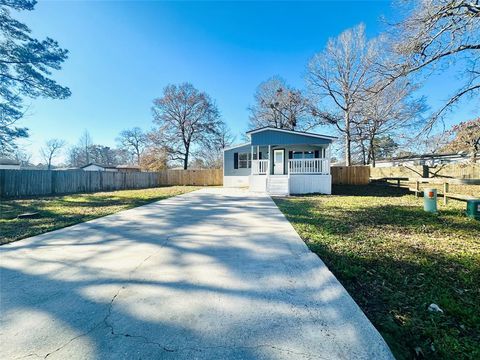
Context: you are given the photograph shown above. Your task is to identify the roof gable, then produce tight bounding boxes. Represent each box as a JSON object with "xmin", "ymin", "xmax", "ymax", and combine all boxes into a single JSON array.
[{"xmin": 248, "ymin": 127, "xmax": 335, "ymax": 146}]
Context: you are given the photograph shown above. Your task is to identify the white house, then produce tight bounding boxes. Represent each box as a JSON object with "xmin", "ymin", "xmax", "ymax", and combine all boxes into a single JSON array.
[
  {"xmin": 223, "ymin": 127, "xmax": 336, "ymax": 195},
  {"xmin": 0, "ymin": 158, "xmax": 20, "ymax": 170},
  {"xmin": 81, "ymin": 163, "xmax": 118, "ymax": 172}
]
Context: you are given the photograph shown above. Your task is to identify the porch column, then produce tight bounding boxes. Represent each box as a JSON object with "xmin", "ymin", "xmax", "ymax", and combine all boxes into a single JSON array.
[
  {"xmin": 268, "ymin": 145, "xmax": 271, "ymax": 175},
  {"xmin": 327, "ymin": 144, "xmax": 331, "ymax": 174},
  {"xmin": 251, "ymin": 146, "xmax": 254, "ymax": 174}
]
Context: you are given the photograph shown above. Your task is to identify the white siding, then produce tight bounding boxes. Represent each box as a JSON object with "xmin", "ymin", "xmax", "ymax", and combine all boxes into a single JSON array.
[
  {"xmin": 223, "ymin": 176, "xmax": 249, "ymax": 188},
  {"xmin": 289, "ymin": 175, "xmax": 332, "ymax": 195},
  {"xmin": 249, "ymin": 175, "xmax": 267, "ymax": 192}
]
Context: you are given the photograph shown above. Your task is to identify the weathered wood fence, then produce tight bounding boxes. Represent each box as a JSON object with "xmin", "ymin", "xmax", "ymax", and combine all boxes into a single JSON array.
[
  {"xmin": 370, "ymin": 163, "xmax": 479, "ymax": 179},
  {"xmin": 0, "ymin": 169, "xmax": 223, "ymax": 198},
  {"xmin": 331, "ymin": 166, "xmax": 370, "ymax": 185}
]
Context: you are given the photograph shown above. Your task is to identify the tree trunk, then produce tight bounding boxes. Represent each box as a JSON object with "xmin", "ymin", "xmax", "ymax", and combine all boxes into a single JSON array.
[
  {"xmin": 344, "ymin": 112, "xmax": 351, "ymax": 166},
  {"xmin": 183, "ymin": 152, "xmax": 189, "ymax": 170},
  {"xmin": 368, "ymin": 137, "xmax": 376, "ymax": 167},
  {"xmin": 360, "ymin": 140, "xmax": 366, "ymax": 165}
]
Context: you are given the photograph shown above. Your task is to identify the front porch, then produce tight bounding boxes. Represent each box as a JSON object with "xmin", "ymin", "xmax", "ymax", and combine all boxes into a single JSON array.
[{"xmin": 249, "ymin": 144, "xmax": 332, "ymax": 195}]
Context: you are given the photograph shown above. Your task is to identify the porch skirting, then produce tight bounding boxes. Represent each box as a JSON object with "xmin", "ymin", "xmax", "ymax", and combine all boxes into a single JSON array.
[
  {"xmin": 289, "ymin": 174, "xmax": 331, "ymax": 195},
  {"xmin": 244, "ymin": 174, "xmax": 332, "ymax": 195}
]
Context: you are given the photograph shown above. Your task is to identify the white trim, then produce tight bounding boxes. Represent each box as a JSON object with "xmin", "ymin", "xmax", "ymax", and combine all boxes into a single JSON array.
[
  {"xmin": 223, "ymin": 142, "xmax": 250, "ymax": 151},
  {"xmin": 273, "ymin": 149, "xmax": 285, "ymax": 175},
  {"xmin": 246, "ymin": 126, "xmax": 337, "ymax": 141}
]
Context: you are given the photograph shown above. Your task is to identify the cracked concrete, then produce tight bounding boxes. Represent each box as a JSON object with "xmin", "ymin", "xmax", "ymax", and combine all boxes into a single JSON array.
[{"xmin": 1, "ymin": 188, "xmax": 394, "ymax": 359}]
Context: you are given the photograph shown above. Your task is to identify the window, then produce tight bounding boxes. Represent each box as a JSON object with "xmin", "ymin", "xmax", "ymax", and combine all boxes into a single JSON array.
[
  {"xmin": 238, "ymin": 153, "xmax": 251, "ymax": 168},
  {"xmin": 292, "ymin": 151, "xmax": 303, "ymax": 159},
  {"xmin": 292, "ymin": 151, "xmax": 316, "ymax": 159}
]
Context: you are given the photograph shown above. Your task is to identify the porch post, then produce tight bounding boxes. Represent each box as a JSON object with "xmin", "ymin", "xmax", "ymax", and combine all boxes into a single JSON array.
[
  {"xmin": 268, "ymin": 145, "xmax": 271, "ymax": 175},
  {"xmin": 251, "ymin": 146, "xmax": 254, "ymax": 174},
  {"xmin": 327, "ymin": 144, "xmax": 331, "ymax": 174}
]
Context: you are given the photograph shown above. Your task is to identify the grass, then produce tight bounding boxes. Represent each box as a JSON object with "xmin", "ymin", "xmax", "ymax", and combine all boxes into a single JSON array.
[
  {"xmin": 274, "ymin": 185, "xmax": 480, "ymax": 360},
  {"xmin": 0, "ymin": 186, "xmax": 199, "ymax": 245}
]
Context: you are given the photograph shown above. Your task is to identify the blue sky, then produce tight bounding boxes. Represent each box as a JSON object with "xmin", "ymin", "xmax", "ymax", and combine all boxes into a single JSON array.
[{"xmin": 16, "ymin": 1, "xmax": 477, "ymax": 163}]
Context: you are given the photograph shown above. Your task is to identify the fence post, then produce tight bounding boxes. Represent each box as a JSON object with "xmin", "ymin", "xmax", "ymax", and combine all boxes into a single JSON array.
[
  {"xmin": 51, "ymin": 170, "xmax": 56, "ymax": 195},
  {"xmin": 415, "ymin": 180, "xmax": 420, "ymax": 197},
  {"xmin": 443, "ymin": 182, "xmax": 449, "ymax": 205},
  {"xmin": 0, "ymin": 169, "xmax": 4, "ymax": 198}
]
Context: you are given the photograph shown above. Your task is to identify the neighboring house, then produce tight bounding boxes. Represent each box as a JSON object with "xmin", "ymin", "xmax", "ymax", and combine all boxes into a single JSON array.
[
  {"xmin": 116, "ymin": 165, "xmax": 141, "ymax": 172},
  {"xmin": 81, "ymin": 163, "xmax": 118, "ymax": 172},
  {"xmin": 223, "ymin": 126, "xmax": 336, "ymax": 195},
  {"xmin": 0, "ymin": 158, "xmax": 20, "ymax": 170},
  {"xmin": 55, "ymin": 167, "xmax": 81, "ymax": 171},
  {"xmin": 375, "ymin": 152, "xmax": 476, "ymax": 168}
]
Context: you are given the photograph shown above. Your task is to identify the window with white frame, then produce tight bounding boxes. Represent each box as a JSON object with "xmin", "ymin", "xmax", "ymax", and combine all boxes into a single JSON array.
[{"xmin": 238, "ymin": 153, "xmax": 251, "ymax": 168}]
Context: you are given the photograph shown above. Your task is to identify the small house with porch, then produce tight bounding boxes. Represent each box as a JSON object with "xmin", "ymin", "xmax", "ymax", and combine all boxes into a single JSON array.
[{"xmin": 223, "ymin": 127, "xmax": 336, "ymax": 195}]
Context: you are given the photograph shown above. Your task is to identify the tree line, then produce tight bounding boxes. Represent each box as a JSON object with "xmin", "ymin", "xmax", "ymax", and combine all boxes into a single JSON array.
[
  {"xmin": 248, "ymin": 1, "xmax": 479, "ymax": 165},
  {"xmin": 1, "ymin": 1, "xmax": 479, "ymax": 168}
]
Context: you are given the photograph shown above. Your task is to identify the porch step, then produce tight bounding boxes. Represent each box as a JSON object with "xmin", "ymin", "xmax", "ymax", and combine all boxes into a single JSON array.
[{"xmin": 267, "ymin": 176, "xmax": 289, "ymax": 196}]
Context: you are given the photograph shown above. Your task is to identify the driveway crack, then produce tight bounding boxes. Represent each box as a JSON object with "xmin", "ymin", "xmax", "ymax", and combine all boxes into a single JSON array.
[
  {"xmin": 103, "ymin": 237, "xmax": 177, "ymax": 352},
  {"xmin": 32, "ymin": 237, "xmax": 174, "ymax": 359}
]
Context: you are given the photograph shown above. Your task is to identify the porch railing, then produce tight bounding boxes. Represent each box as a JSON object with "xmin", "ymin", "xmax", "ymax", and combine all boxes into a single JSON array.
[
  {"xmin": 288, "ymin": 159, "xmax": 330, "ymax": 174},
  {"xmin": 251, "ymin": 160, "xmax": 269, "ymax": 175}
]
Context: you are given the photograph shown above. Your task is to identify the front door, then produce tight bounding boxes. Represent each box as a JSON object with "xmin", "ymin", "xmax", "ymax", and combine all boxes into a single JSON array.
[{"xmin": 273, "ymin": 149, "xmax": 284, "ymax": 175}]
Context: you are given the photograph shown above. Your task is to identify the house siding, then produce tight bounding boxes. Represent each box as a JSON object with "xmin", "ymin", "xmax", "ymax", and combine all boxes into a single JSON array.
[
  {"xmin": 224, "ymin": 144, "xmax": 252, "ymax": 177},
  {"xmin": 250, "ymin": 130, "xmax": 331, "ymax": 146}
]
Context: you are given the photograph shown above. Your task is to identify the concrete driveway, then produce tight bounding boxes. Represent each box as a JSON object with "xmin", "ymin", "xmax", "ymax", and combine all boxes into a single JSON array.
[{"xmin": 0, "ymin": 188, "xmax": 393, "ymax": 359}]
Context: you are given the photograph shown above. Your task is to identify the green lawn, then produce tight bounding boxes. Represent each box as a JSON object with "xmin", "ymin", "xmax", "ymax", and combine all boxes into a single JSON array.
[
  {"xmin": 274, "ymin": 185, "xmax": 480, "ymax": 360},
  {"xmin": 0, "ymin": 186, "xmax": 198, "ymax": 245}
]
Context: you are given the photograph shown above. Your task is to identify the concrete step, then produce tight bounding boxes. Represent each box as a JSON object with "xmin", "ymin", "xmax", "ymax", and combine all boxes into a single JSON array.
[{"xmin": 267, "ymin": 176, "xmax": 289, "ymax": 196}]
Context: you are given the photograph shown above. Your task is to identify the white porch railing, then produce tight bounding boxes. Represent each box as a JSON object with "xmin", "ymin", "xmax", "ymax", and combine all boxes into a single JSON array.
[
  {"xmin": 288, "ymin": 159, "xmax": 330, "ymax": 174},
  {"xmin": 251, "ymin": 159, "xmax": 269, "ymax": 175}
]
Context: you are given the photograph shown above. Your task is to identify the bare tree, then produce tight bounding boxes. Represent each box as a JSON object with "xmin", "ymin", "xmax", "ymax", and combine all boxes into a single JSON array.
[
  {"xmin": 40, "ymin": 138, "xmax": 66, "ymax": 170},
  {"xmin": 248, "ymin": 76, "xmax": 312, "ymax": 130},
  {"xmin": 307, "ymin": 24, "xmax": 378, "ymax": 166},
  {"xmin": 194, "ymin": 122, "xmax": 235, "ymax": 168},
  {"xmin": 78, "ymin": 130, "xmax": 92, "ymax": 165},
  {"xmin": 14, "ymin": 148, "xmax": 32, "ymax": 168},
  {"xmin": 116, "ymin": 127, "xmax": 147, "ymax": 165},
  {"xmin": 386, "ymin": 0, "xmax": 480, "ymax": 128},
  {"xmin": 355, "ymin": 78, "xmax": 427, "ymax": 166},
  {"xmin": 151, "ymin": 83, "xmax": 222, "ymax": 169}
]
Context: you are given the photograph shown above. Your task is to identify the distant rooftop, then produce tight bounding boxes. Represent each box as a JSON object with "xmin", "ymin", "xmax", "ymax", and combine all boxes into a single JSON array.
[{"xmin": 0, "ymin": 157, "xmax": 20, "ymax": 165}]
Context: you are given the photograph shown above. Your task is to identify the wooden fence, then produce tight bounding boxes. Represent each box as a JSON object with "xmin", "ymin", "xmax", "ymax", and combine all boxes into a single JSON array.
[
  {"xmin": 331, "ymin": 166, "xmax": 370, "ymax": 185},
  {"xmin": 370, "ymin": 163, "xmax": 480, "ymax": 179},
  {"xmin": 0, "ymin": 169, "xmax": 223, "ymax": 198}
]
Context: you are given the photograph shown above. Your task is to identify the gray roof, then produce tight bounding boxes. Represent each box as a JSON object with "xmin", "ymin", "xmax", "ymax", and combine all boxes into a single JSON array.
[
  {"xmin": 116, "ymin": 164, "xmax": 141, "ymax": 169},
  {"xmin": 80, "ymin": 163, "xmax": 117, "ymax": 169},
  {"xmin": 246, "ymin": 126, "xmax": 337, "ymax": 140},
  {"xmin": 0, "ymin": 157, "xmax": 20, "ymax": 165}
]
